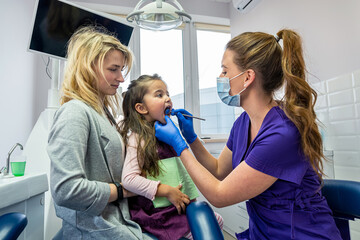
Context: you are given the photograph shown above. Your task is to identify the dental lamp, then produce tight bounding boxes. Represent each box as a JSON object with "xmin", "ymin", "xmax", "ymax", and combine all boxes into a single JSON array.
[{"xmin": 126, "ymin": 0, "xmax": 192, "ymax": 31}]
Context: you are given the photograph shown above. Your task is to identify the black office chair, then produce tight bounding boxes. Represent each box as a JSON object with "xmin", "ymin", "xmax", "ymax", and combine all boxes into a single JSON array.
[
  {"xmin": 0, "ymin": 212, "xmax": 28, "ymax": 240},
  {"xmin": 322, "ymin": 179, "xmax": 360, "ymax": 240}
]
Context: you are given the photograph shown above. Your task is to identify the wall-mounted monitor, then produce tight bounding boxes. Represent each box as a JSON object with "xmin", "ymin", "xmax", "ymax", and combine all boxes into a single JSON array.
[{"xmin": 28, "ymin": 0, "xmax": 134, "ymax": 60}]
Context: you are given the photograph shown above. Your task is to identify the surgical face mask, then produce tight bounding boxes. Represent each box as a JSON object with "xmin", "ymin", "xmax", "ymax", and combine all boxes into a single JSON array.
[{"xmin": 217, "ymin": 71, "xmax": 246, "ymax": 107}]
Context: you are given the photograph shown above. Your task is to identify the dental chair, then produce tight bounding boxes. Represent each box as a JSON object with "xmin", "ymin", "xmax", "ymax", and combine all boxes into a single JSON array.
[
  {"xmin": 53, "ymin": 201, "xmax": 224, "ymax": 240},
  {"xmin": 144, "ymin": 201, "xmax": 223, "ymax": 240},
  {"xmin": 321, "ymin": 179, "xmax": 360, "ymax": 240},
  {"xmin": 186, "ymin": 201, "xmax": 224, "ymax": 240},
  {"xmin": 0, "ymin": 212, "xmax": 28, "ymax": 240}
]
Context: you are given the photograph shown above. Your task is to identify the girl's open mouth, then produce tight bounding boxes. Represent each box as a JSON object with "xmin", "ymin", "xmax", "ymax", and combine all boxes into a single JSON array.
[{"xmin": 164, "ymin": 107, "xmax": 172, "ymax": 115}]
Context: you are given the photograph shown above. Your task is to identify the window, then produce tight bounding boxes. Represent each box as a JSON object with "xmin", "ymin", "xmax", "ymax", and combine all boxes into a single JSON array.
[
  {"xmin": 140, "ymin": 28, "xmax": 184, "ymax": 109},
  {"xmin": 129, "ymin": 22, "xmax": 232, "ymax": 138},
  {"xmin": 196, "ymin": 28, "xmax": 231, "ymax": 136}
]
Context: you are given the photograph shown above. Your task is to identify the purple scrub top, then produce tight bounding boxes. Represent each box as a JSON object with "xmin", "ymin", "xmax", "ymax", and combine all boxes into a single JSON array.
[{"xmin": 227, "ymin": 106, "xmax": 341, "ymax": 240}]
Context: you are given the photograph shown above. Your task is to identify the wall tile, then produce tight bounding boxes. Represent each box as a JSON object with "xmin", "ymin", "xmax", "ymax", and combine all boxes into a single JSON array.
[
  {"xmin": 356, "ymin": 104, "xmax": 360, "ymax": 118},
  {"xmin": 334, "ymin": 166, "xmax": 360, "ymax": 181},
  {"xmin": 328, "ymin": 104, "xmax": 356, "ymax": 121},
  {"xmin": 353, "ymin": 70, "xmax": 360, "ymax": 87},
  {"xmin": 330, "ymin": 120, "xmax": 357, "ymax": 136},
  {"xmin": 330, "ymin": 136, "xmax": 358, "ymax": 151},
  {"xmin": 317, "ymin": 64, "xmax": 360, "ymax": 174},
  {"xmin": 324, "ymin": 133, "xmax": 334, "ymax": 150},
  {"xmin": 312, "ymin": 80, "xmax": 327, "ymax": 95},
  {"xmin": 316, "ymin": 109, "xmax": 329, "ymax": 123},
  {"xmin": 315, "ymin": 94, "xmax": 328, "ymax": 109},
  {"xmin": 327, "ymin": 74, "xmax": 353, "ymax": 93},
  {"xmin": 333, "ymin": 151, "xmax": 360, "ymax": 167},
  {"xmin": 328, "ymin": 89, "xmax": 354, "ymax": 107},
  {"xmin": 354, "ymin": 87, "xmax": 360, "ymax": 103}
]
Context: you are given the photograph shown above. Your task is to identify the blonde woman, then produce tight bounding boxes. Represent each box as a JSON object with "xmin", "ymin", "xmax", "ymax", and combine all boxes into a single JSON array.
[
  {"xmin": 47, "ymin": 26, "xmax": 151, "ymax": 239},
  {"xmin": 155, "ymin": 29, "xmax": 342, "ymax": 239}
]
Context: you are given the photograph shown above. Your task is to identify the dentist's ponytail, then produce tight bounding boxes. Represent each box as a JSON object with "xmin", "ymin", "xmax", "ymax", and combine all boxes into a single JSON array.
[{"xmin": 277, "ymin": 29, "xmax": 324, "ymax": 180}]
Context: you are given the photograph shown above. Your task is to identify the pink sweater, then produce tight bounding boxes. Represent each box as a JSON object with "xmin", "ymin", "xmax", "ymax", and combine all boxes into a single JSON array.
[{"xmin": 121, "ymin": 133, "xmax": 160, "ymax": 200}]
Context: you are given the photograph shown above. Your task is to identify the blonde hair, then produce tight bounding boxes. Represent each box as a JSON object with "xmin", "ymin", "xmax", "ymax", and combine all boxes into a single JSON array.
[
  {"xmin": 61, "ymin": 25, "xmax": 133, "ymax": 119},
  {"xmin": 227, "ymin": 29, "xmax": 324, "ymax": 180}
]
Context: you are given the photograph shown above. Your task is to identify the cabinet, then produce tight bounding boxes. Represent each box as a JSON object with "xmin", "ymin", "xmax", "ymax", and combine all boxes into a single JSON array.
[{"xmin": 0, "ymin": 173, "xmax": 48, "ymax": 239}]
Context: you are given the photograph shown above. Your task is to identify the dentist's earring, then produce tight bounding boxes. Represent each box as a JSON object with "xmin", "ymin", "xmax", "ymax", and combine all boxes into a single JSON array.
[{"xmin": 244, "ymin": 84, "xmax": 247, "ymax": 87}]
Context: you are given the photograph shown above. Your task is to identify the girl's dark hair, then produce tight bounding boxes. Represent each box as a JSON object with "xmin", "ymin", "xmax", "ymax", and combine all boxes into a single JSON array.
[
  {"xmin": 226, "ymin": 29, "xmax": 324, "ymax": 180},
  {"xmin": 120, "ymin": 74, "xmax": 163, "ymax": 177}
]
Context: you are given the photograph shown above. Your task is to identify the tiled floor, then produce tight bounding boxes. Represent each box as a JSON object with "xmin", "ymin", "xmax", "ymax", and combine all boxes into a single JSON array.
[{"xmin": 223, "ymin": 230, "xmax": 236, "ymax": 240}]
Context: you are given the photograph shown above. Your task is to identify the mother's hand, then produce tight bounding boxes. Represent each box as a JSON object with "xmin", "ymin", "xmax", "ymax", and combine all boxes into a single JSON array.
[
  {"xmin": 155, "ymin": 115, "xmax": 188, "ymax": 156},
  {"xmin": 108, "ymin": 183, "xmax": 137, "ymax": 202}
]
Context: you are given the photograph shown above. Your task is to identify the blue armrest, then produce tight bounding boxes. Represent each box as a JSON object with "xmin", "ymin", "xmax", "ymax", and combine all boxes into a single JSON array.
[
  {"xmin": 322, "ymin": 179, "xmax": 360, "ymax": 240},
  {"xmin": 186, "ymin": 201, "xmax": 224, "ymax": 240},
  {"xmin": 322, "ymin": 179, "xmax": 360, "ymax": 220},
  {"xmin": 0, "ymin": 212, "xmax": 28, "ymax": 240}
]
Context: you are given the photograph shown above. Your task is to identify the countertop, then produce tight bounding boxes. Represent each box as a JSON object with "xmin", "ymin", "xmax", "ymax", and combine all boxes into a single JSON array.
[{"xmin": 0, "ymin": 172, "xmax": 48, "ymax": 209}]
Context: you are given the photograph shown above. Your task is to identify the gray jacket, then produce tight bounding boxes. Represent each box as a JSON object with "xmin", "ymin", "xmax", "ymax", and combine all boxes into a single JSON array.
[{"xmin": 47, "ymin": 100, "xmax": 150, "ymax": 239}]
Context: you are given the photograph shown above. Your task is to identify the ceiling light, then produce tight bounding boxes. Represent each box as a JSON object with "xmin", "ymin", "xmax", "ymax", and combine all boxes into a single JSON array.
[{"xmin": 126, "ymin": 0, "xmax": 192, "ymax": 31}]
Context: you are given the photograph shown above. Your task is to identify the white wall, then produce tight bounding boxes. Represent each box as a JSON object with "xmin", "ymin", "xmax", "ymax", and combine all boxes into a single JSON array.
[
  {"xmin": 0, "ymin": 0, "xmax": 50, "ymax": 167},
  {"xmin": 229, "ymin": 0, "xmax": 360, "ymax": 84},
  {"xmin": 73, "ymin": 0, "xmax": 230, "ymax": 19}
]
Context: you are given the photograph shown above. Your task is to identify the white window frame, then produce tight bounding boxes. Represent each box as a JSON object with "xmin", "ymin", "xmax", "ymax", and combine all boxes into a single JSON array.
[{"xmin": 128, "ymin": 21, "xmax": 230, "ymax": 138}]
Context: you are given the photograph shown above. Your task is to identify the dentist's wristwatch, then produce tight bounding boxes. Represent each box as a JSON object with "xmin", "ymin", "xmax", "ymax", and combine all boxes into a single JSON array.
[{"xmin": 114, "ymin": 182, "xmax": 124, "ymax": 200}]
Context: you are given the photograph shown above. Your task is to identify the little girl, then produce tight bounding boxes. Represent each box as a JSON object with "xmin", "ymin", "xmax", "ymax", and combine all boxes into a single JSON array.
[{"xmin": 120, "ymin": 74, "xmax": 223, "ymax": 240}]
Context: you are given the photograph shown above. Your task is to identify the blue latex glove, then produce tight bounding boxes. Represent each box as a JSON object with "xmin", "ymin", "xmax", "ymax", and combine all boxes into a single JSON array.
[
  {"xmin": 155, "ymin": 115, "xmax": 188, "ymax": 156},
  {"xmin": 171, "ymin": 109, "xmax": 197, "ymax": 144}
]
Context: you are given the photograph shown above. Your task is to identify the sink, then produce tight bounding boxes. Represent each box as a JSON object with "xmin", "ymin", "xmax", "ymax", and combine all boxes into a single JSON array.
[{"xmin": 0, "ymin": 174, "xmax": 15, "ymax": 180}]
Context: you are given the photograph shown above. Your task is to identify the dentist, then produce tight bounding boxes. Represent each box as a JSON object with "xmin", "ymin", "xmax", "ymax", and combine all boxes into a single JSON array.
[{"xmin": 155, "ymin": 29, "xmax": 341, "ymax": 239}]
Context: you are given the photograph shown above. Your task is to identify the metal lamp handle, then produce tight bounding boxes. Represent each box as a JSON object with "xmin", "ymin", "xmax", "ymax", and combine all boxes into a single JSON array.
[
  {"xmin": 176, "ymin": 11, "xmax": 192, "ymax": 21},
  {"xmin": 126, "ymin": 10, "xmax": 145, "ymax": 22}
]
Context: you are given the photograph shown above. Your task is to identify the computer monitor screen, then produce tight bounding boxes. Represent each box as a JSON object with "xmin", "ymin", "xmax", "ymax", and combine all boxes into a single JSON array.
[{"xmin": 28, "ymin": 0, "xmax": 134, "ymax": 60}]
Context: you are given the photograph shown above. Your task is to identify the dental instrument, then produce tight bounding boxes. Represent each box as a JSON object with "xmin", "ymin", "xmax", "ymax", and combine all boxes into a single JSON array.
[
  {"xmin": 166, "ymin": 109, "xmax": 206, "ymax": 121},
  {"xmin": 181, "ymin": 114, "xmax": 206, "ymax": 121}
]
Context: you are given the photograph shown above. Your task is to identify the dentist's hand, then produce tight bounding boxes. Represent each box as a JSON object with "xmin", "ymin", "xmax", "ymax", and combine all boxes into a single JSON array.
[
  {"xmin": 171, "ymin": 109, "xmax": 197, "ymax": 144},
  {"xmin": 155, "ymin": 115, "xmax": 188, "ymax": 156}
]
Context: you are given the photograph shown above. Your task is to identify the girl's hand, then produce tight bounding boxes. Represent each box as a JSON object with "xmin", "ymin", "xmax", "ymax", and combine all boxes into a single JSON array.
[{"xmin": 166, "ymin": 184, "xmax": 190, "ymax": 214}]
